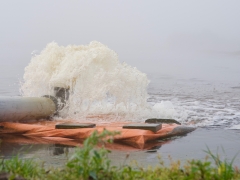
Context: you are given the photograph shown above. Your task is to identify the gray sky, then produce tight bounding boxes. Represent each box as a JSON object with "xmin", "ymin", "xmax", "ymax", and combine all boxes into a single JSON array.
[{"xmin": 1, "ymin": 0, "xmax": 240, "ymax": 81}]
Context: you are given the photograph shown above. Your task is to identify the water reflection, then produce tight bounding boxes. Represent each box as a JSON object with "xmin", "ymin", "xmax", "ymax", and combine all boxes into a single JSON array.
[
  {"xmin": 0, "ymin": 134, "xmax": 176, "ymax": 160},
  {"xmin": 51, "ymin": 144, "xmax": 70, "ymax": 156},
  {"xmin": 0, "ymin": 130, "xmax": 239, "ymax": 168}
]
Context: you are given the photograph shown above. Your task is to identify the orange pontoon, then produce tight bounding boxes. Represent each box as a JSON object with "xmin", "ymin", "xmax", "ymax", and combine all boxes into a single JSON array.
[{"xmin": 0, "ymin": 120, "xmax": 195, "ymax": 150}]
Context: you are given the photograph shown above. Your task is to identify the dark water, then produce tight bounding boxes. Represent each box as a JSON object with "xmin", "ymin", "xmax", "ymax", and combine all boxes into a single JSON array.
[
  {"xmin": 0, "ymin": 128, "xmax": 239, "ymax": 167},
  {"xmin": 110, "ymin": 128, "xmax": 240, "ymax": 167}
]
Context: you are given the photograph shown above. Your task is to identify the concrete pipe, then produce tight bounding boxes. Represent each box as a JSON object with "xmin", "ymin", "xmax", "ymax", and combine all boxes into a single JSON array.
[{"xmin": 0, "ymin": 96, "xmax": 58, "ymax": 122}]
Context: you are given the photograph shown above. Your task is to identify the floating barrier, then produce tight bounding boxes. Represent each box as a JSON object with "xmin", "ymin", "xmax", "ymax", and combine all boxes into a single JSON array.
[
  {"xmin": 0, "ymin": 94, "xmax": 196, "ymax": 150},
  {"xmin": 0, "ymin": 121, "xmax": 196, "ymax": 149}
]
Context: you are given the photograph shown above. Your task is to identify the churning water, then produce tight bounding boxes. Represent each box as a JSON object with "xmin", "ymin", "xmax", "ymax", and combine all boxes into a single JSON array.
[
  {"xmin": 1, "ymin": 41, "xmax": 240, "ymax": 166},
  {"xmin": 1, "ymin": 41, "xmax": 240, "ymax": 129},
  {"xmin": 148, "ymin": 75, "xmax": 240, "ymax": 130}
]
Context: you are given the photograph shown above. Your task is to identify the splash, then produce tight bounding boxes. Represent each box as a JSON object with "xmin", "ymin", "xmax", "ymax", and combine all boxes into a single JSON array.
[{"xmin": 21, "ymin": 41, "xmax": 177, "ymax": 121}]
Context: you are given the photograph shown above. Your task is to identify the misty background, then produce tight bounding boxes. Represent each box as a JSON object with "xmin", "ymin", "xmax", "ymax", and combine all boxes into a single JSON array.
[{"xmin": 1, "ymin": 0, "xmax": 240, "ymax": 88}]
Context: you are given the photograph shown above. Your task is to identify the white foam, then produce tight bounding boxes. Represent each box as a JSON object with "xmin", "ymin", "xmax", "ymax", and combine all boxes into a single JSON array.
[{"xmin": 21, "ymin": 41, "xmax": 178, "ymax": 121}]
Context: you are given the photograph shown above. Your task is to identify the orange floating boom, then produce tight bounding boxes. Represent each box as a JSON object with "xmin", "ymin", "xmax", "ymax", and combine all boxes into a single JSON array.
[{"xmin": 0, "ymin": 121, "xmax": 195, "ymax": 149}]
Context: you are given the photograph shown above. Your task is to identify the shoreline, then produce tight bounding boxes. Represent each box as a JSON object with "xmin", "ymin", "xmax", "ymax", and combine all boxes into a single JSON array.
[
  {"xmin": 0, "ymin": 128, "xmax": 239, "ymax": 168},
  {"xmin": 109, "ymin": 128, "xmax": 240, "ymax": 167}
]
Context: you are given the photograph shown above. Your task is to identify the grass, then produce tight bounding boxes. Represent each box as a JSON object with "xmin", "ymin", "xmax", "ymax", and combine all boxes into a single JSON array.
[{"xmin": 0, "ymin": 130, "xmax": 239, "ymax": 180}]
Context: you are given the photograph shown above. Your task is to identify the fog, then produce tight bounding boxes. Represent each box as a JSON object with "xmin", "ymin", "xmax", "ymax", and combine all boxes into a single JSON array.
[{"xmin": 0, "ymin": 0, "xmax": 240, "ymax": 82}]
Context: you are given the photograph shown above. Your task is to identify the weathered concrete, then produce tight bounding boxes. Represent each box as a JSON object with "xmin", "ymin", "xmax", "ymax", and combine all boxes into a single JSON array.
[
  {"xmin": 145, "ymin": 118, "xmax": 181, "ymax": 125},
  {"xmin": 122, "ymin": 123, "xmax": 162, "ymax": 133},
  {"xmin": 55, "ymin": 122, "xmax": 96, "ymax": 129}
]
